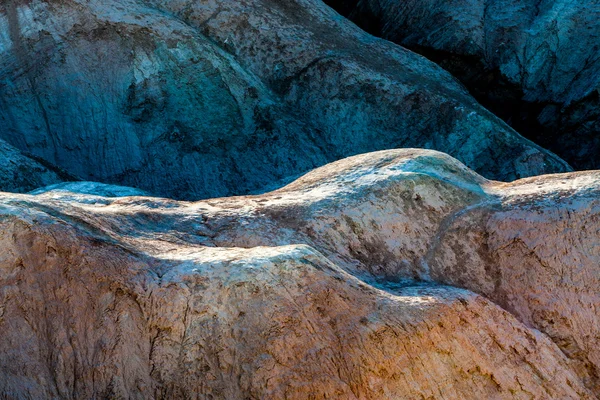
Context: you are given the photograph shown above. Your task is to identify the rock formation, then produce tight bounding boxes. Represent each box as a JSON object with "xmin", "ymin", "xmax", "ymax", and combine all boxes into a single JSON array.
[
  {"xmin": 326, "ymin": 0, "xmax": 600, "ymax": 169},
  {"xmin": 0, "ymin": 149, "xmax": 598, "ymax": 398},
  {"xmin": 0, "ymin": 0, "xmax": 571, "ymax": 200},
  {"xmin": 29, "ymin": 181, "xmax": 149, "ymax": 197},
  {"xmin": 0, "ymin": 137, "xmax": 65, "ymax": 192},
  {"xmin": 2, "ymin": 0, "xmax": 599, "ymax": 398}
]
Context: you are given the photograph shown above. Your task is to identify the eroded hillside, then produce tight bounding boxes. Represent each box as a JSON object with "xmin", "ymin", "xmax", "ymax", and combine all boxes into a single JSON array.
[{"xmin": 0, "ymin": 0, "xmax": 599, "ymax": 399}]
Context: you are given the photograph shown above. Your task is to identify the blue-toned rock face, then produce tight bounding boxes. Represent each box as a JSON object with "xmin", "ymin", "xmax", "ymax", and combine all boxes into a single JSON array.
[
  {"xmin": 0, "ymin": 138, "xmax": 64, "ymax": 192},
  {"xmin": 326, "ymin": 0, "xmax": 600, "ymax": 170},
  {"xmin": 0, "ymin": 0, "xmax": 570, "ymax": 200},
  {"xmin": 30, "ymin": 181, "xmax": 150, "ymax": 198}
]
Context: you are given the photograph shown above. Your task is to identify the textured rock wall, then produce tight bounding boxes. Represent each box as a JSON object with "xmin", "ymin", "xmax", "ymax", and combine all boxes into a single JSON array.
[
  {"xmin": 0, "ymin": 213, "xmax": 591, "ymax": 398},
  {"xmin": 0, "ymin": 0, "xmax": 570, "ymax": 200},
  {"xmin": 427, "ymin": 173, "xmax": 600, "ymax": 392},
  {"xmin": 2, "ymin": 149, "xmax": 599, "ymax": 398},
  {"xmin": 1, "ymin": 0, "xmax": 599, "ymax": 397},
  {"xmin": 0, "ymin": 138, "xmax": 65, "ymax": 192},
  {"xmin": 326, "ymin": 0, "xmax": 600, "ymax": 169}
]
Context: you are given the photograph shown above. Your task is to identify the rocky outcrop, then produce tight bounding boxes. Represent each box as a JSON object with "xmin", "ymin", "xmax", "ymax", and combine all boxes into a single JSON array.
[
  {"xmin": 2, "ymin": 0, "xmax": 599, "ymax": 397},
  {"xmin": 0, "ymin": 0, "xmax": 571, "ymax": 200},
  {"xmin": 1, "ymin": 149, "xmax": 599, "ymax": 398},
  {"xmin": 326, "ymin": 0, "xmax": 600, "ymax": 169},
  {"xmin": 0, "ymin": 138, "xmax": 65, "ymax": 193}
]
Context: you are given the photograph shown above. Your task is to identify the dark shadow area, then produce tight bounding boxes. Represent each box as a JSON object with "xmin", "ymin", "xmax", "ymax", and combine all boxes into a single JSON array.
[{"xmin": 324, "ymin": 0, "xmax": 600, "ymax": 170}]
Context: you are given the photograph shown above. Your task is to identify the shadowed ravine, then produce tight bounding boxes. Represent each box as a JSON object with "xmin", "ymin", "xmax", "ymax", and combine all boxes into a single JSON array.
[{"xmin": 324, "ymin": 0, "xmax": 600, "ymax": 170}]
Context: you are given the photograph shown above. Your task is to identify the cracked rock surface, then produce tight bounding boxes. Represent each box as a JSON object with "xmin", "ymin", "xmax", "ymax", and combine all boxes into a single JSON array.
[
  {"xmin": 0, "ymin": 149, "xmax": 598, "ymax": 398},
  {"xmin": 0, "ymin": 0, "xmax": 571, "ymax": 200}
]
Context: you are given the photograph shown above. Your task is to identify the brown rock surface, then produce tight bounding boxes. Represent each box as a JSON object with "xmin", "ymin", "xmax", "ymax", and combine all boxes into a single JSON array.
[{"xmin": 1, "ymin": 149, "xmax": 598, "ymax": 398}]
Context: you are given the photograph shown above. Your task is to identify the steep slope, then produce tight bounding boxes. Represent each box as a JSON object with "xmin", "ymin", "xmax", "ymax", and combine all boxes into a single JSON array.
[
  {"xmin": 1, "ymin": 149, "xmax": 599, "ymax": 398},
  {"xmin": 0, "ymin": 0, "xmax": 570, "ymax": 200},
  {"xmin": 326, "ymin": 0, "xmax": 600, "ymax": 169}
]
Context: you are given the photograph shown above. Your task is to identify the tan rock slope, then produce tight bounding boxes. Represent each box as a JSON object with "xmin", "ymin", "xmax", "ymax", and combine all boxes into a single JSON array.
[{"xmin": 1, "ymin": 149, "xmax": 598, "ymax": 398}]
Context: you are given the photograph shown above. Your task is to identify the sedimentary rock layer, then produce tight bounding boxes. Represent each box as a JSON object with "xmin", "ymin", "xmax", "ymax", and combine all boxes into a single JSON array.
[{"xmin": 1, "ymin": 149, "xmax": 598, "ymax": 398}]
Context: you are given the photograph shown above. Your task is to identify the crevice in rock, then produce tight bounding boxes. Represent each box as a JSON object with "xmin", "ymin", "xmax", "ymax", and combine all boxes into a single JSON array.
[{"xmin": 404, "ymin": 45, "xmax": 599, "ymax": 171}]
